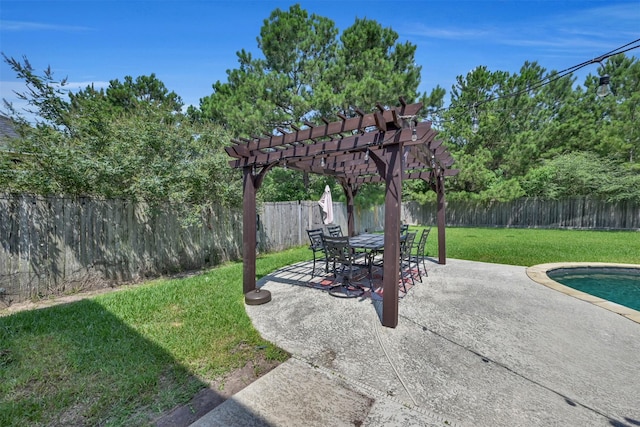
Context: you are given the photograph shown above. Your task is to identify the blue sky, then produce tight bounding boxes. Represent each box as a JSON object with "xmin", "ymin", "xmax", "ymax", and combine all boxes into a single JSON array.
[{"xmin": 1, "ymin": 0, "xmax": 639, "ymax": 116}]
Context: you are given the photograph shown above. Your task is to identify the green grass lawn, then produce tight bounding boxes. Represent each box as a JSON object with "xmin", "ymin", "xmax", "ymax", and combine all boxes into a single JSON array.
[
  {"xmin": 427, "ymin": 226, "xmax": 640, "ymax": 266},
  {"xmin": 1, "ymin": 228, "xmax": 638, "ymax": 426},
  {"xmin": 0, "ymin": 248, "xmax": 309, "ymax": 427}
]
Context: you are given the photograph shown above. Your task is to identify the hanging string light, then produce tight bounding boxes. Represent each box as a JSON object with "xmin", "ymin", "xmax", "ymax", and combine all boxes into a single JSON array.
[
  {"xmin": 471, "ymin": 103, "xmax": 479, "ymax": 133},
  {"xmin": 399, "ymin": 114, "xmax": 418, "ymax": 141},
  {"xmin": 364, "ymin": 148, "xmax": 370, "ymax": 162},
  {"xmin": 471, "ymin": 116, "xmax": 479, "ymax": 133},
  {"xmin": 594, "ymin": 59, "xmax": 612, "ymax": 98},
  {"xmin": 410, "ymin": 118, "xmax": 418, "ymax": 141},
  {"xmin": 597, "ymin": 74, "xmax": 612, "ymax": 97}
]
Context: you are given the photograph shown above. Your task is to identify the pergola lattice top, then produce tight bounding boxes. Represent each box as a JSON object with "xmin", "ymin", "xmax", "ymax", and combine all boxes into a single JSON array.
[
  {"xmin": 226, "ymin": 99, "xmax": 458, "ymax": 328},
  {"xmin": 226, "ymin": 100, "xmax": 457, "ymax": 188}
]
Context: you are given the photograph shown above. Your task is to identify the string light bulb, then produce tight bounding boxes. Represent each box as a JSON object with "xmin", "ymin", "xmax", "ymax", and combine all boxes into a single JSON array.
[
  {"xmin": 411, "ymin": 127, "xmax": 417, "ymax": 142},
  {"xmin": 597, "ymin": 74, "xmax": 611, "ymax": 97},
  {"xmin": 471, "ymin": 116, "xmax": 479, "ymax": 133},
  {"xmin": 283, "ymin": 160, "xmax": 287, "ymax": 170},
  {"xmin": 364, "ymin": 148, "xmax": 369, "ymax": 162},
  {"xmin": 321, "ymin": 157, "xmax": 326, "ymax": 168},
  {"xmin": 470, "ymin": 102, "xmax": 480, "ymax": 133}
]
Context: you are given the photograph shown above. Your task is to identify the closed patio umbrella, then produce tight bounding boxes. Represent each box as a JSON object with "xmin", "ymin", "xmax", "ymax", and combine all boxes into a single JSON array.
[{"xmin": 318, "ymin": 185, "xmax": 334, "ymax": 225}]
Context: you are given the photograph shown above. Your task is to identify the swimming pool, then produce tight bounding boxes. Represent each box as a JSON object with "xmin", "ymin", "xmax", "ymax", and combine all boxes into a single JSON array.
[
  {"xmin": 526, "ymin": 263, "xmax": 640, "ymax": 324},
  {"xmin": 548, "ymin": 267, "xmax": 640, "ymax": 311}
]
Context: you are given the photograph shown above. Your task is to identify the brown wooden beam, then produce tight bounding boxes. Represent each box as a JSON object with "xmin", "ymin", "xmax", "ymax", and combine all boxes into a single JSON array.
[
  {"xmin": 231, "ymin": 132, "xmax": 378, "ymax": 168},
  {"xmin": 436, "ymin": 172, "xmax": 447, "ymax": 265},
  {"xmin": 339, "ymin": 180, "xmax": 358, "ymax": 237},
  {"xmin": 242, "ymin": 167, "xmax": 257, "ymax": 293},
  {"xmin": 232, "ymin": 103, "xmax": 423, "ymax": 153},
  {"xmin": 374, "ymin": 111, "xmax": 388, "ymax": 131},
  {"xmin": 249, "ymin": 142, "xmax": 457, "ymax": 182},
  {"xmin": 382, "ymin": 142, "xmax": 402, "ymax": 328},
  {"xmin": 427, "ymin": 138, "xmax": 443, "ymax": 150},
  {"xmin": 230, "ymin": 124, "xmax": 434, "ymax": 168}
]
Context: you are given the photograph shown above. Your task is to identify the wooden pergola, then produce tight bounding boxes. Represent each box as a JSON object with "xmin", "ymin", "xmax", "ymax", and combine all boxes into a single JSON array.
[{"xmin": 225, "ymin": 99, "xmax": 458, "ymax": 328}]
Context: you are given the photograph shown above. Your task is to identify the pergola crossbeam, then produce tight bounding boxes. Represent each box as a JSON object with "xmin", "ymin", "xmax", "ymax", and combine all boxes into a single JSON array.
[
  {"xmin": 229, "ymin": 123, "xmax": 437, "ymax": 168},
  {"xmin": 226, "ymin": 104, "xmax": 424, "ymax": 157}
]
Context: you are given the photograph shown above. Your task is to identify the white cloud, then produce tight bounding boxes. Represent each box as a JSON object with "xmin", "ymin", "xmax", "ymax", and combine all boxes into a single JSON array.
[
  {"xmin": 499, "ymin": 36, "xmax": 619, "ymax": 51},
  {"xmin": 1, "ymin": 80, "xmax": 110, "ymax": 125},
  {"xmin": 0, "ymin": 20, "xmax": 91, "ymax": 32},
  {"xmin": 1, "ymin": 80, "xmax": 111, "ymax": 119},
  {"xmin": 404, "ymin": 2, "xmax": 639, "ymax": 55},
  {"xmin": 62, "ymin": 81, "xmax": 110, "ymax": 91},
  {"xmin": 1, "ymin": 80, "xmax": 110, "ymax": 98},
  {"xmin": 0, "ymin": 81, "xmax": 28, "ymax": 102},
  {"xmin": 561, "ymin": 3, "xmax": 640, "ymax": 25},
  {"xmin": 405, "ymin": 24, "xmax": 494, "ymax": 40}
]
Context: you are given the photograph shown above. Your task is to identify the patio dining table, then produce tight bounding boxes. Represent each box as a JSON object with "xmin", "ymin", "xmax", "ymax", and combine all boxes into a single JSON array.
[
  {"xmin": 348, "ymin": 233, "xmax": 407, "ymax": 273},
  {"xmin": 348, "ymin": 233, "xmax": 406, "ymax": 252},
  {"xmin": 323, "ymin": 233, "xmax": 407, "ymax": 298},
  {"xmin": 348, "ymin": 233, "xmax": 386, "ymax": 252}
]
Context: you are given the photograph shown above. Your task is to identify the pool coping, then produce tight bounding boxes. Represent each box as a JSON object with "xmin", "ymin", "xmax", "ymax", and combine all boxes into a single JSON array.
[{"xmin": 526, "ymin": 262, "xmax": 640, "ymax": 324}]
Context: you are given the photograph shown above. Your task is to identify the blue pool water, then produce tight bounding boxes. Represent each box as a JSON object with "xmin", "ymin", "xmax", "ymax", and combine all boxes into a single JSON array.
[{"xmin": 548, "ymin": 267, "xmax": 640, "ymax": 312}]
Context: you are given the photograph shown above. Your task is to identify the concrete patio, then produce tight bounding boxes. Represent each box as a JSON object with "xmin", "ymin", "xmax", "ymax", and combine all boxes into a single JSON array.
[{"xmin": 192, "ymin": 258, "xmax": 640, "ymax": 426}]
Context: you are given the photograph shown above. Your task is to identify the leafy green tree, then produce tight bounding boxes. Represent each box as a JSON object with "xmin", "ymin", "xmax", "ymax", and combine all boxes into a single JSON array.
[
  {"xmin": 201, "ymin": 4, "xmax": 428, "ymax": 134},
  {"xmin": 201, "ymin": 5, "xmax": 338, "ymax": 136},
  {"xmin": 586, "ymin": 54, "xmax": 639, "ymax": 163},
  {"xmin": 200, "ymin": 4, "xmax": 437, "ymax": 203},
  {"xmin": 1, "ymin": 55, "xmax": 240, "ymax": 218},
  {"xmin": 438, "ymin": 54, "xmax": 638, "ymax": 203},
  {"xmin": 520, "ymin": 151, "xmax": 640, "ymax": 201},
  {"xmin": 315, "ymin": 17, "xmax": 423, "ymax": 116},
  {"xmin": 105, "ymin": 74, "xmax": 183, "ymax": 112},
  {"xmin": 443, "ymin": 62, "xmax": 566, "ymax": 177}
]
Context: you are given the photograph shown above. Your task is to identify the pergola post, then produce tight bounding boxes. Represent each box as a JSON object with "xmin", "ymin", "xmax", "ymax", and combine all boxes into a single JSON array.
[
  {"xmin": 242, "ymin": 166, "xmax": 257, "ymax": 293},
  {"xmin": 382, "ymin": 143, "xmax": 402, "ymax": 328},
  {"xmin": 340, "ymin": 181, "xmax": 358, "ymax": 237},
  {"xmin": 436, "ymin": 172, "xmax": 447, "ymax": 265}
]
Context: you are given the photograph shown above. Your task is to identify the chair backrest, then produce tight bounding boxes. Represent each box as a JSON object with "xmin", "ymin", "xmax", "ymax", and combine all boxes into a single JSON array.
[
  {"xmin": 400, "ymin": 224, "xmax": 409, "ymax": 235},
  {"xmin": 327, "ymin": 225, "xmax": 343, "ymax": 237},
  {"xmin": 323, "ymin": 236, "xmax": 352, "ymax": 264},
  {"xmin": 416, "ymin": 228, "xmax": 430, "ymax": 254},
  {"xmin": 307, "ymin": 229, "xmax": 325, "ymax": 249},
  {"xmin": 401, "ymin": 232, "xmax": 417, "ymax": 259}
]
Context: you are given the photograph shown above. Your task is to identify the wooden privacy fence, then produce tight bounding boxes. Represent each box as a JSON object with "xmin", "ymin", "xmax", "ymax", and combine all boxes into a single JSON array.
[
  {"xmin": 402, "ymin": 198, "xmax": 640, "ymax": 230},
  {"xmin": 258, "ymin": 201, "xmax": 384, "ymax": 251},
  {"xmin": 1, "ymin": 194, "xmax": 638, "ymax": 304},
  {"xmin": 0, "ymin": 194, "xmax": 242, "ymax": 303}
]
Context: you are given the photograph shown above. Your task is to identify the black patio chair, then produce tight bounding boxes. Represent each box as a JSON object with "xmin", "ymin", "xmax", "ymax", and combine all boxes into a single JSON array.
[
  {"xmin": 399, "ymin": 231, "xmax": 417, "ymax": 293},
  {"xmin": 413, "ymin": 228, "xmax": 431, "ymax": 279},
  {"xmin": 400, "ymin": 224, "xmax": 409, "ymax": 237},
  {"xmin": 323, "ymin": 236, "xmax": 368, "ymax": 298},
  {"xmin": 327, "ymin": 224, "xmax": 343, "ymax": 237},
  {"xmin": 307, "ymin": 228, "xmax": 327, "ymax": 276}
]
